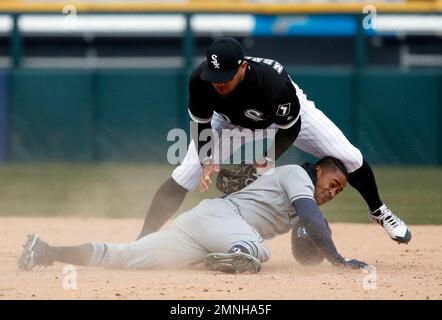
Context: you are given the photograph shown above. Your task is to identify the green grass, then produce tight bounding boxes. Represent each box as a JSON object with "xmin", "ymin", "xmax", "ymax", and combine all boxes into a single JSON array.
[
  {"xmin": 322, "ymin": 166, "xmax": 442, "ymax": 224},
  {"xmin": 0, "ymin": 164, "xmax": 441, "ymax": 224}
]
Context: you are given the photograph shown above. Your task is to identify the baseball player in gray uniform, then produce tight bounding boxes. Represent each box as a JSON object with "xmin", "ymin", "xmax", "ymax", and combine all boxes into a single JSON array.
[
  {"xmin": 138, "ymin": 37, "xmax": 411, "ymax": 246},
  {"xmin": 18, "ymin": 157, "xmax": 368, "ymax": 273}
]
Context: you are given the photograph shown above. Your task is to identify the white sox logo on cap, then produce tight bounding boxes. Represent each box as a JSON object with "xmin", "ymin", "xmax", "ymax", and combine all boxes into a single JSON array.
[
  {"xmin": 211, "ymin": 54, "xmax": 220, "ymax": 69},
  {"xmin": 201, "ymin": 37, "xmax": 244, "ymax": 82}
]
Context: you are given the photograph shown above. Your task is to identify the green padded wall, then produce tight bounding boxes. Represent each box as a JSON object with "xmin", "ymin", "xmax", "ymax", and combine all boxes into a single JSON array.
[
  {"xmin": 357, "ymin": 70, "xmax": 439, "ymax": 164},
  {"xmin": 11, "ymin": 69, "xmax": 94, "ymax": 162},
  {"xmin": 96, "ymin": 69, "xmax": 182, "ymax": 162},
  {"xmin": 9, "ymin": 68, "xmax": 442, "ymax": 164}
]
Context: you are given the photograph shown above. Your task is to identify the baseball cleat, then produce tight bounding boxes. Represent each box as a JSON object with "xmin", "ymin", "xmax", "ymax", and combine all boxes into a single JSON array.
[
  {"xmin": 205, "ymin": 251, "xmax": 261, "ymax": 274},
  {"xmin": 17, "ymin": 234, "xmax": 52, "ymax": 271},
  {"xmin": 369, "ymin": 205, "xmax": 411, "ymax": 244}
]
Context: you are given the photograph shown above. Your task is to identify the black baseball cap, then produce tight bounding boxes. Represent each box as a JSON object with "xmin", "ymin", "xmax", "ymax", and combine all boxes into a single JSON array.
[{"xmin": 200, "ymin": 37, "xmax": 244, "ymax": 82}]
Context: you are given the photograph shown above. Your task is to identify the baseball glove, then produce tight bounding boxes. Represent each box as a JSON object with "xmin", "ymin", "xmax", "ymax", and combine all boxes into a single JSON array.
[{"xmin": 216, "ymin": 164, "xmax": 258, "ymax": 195}]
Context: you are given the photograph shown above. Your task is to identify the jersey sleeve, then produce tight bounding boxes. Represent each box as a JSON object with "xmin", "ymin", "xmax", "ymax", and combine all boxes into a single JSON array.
[
  {"xmin": 279, "ymin": 166, "xmax": 315, "ymax": 204},
  {"xmin": 188, "ymin": 73, "xmax": 214, "ymax": 124},
  {"xmin": 291, "ymin": 197, "xmax": 345, "ymax": 265},
  {"xmin": 270, "ymin": 82, "xmax": 301, "ymax": 129}
]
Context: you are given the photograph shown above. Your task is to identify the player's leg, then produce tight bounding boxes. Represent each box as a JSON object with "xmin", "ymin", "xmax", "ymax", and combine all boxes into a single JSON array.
[
  {"xmin": 89, "ymin": 229, "xmax": 207, "ymax": 269},
  {"xmin": 17, "ymin": 234, "xmax": 95, "ymax": 270},
  {"xmin": 291, "ymin": 84, "xmax": 410, "ymax": 243},
  {"xmin": 204, "ymin": 218, "xmax": 269, "ymax": 274},
  {"xmin": 137, "ymin": 113, "xmax": 256, "ymax": 239},
  {"xmin": 137, "ymin": 113, "xmax": 229, "ymax": 239},
  {"xmin": 174, "ymin": 198, "xmax": 270, "ymax": 273},
  {"xmin": 137, "ymin": 176, "xmax": 188, "ymax": 239},
  {"xmin": 18, "ymin": 228, "xmax": 208, "ymax": 270}
]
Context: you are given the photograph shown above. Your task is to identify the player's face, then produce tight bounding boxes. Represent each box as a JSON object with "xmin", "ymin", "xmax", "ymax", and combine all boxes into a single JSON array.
[
  {"xmin": 211, "ymin": 62, "xmax": 247, "ymax": 97},
  {"xmin": 314, "ymin": 167, "xmax": 347, "ymax": 205}
]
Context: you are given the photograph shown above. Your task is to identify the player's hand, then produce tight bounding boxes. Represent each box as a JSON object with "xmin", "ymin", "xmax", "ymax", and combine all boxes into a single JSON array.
[
  {"xmin": 199, "ymin": 163, "xmax": 220, "ymax": 192},
  {"xmin": 253, "ymin": 157, "xmax": 275, "ymax": 175},
  {"xmin": 342, "ymin": 258, "xmax": 369, "ymax": 270}
]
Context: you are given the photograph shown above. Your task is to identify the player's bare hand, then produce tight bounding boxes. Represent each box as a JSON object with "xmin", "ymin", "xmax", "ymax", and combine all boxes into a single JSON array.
[
  {"xmin": 199, "ymin": 163, "xmax": 220, "ymax": 192},
  {"xmin": 342, "ymin": 258, "xmax": 369, "ymax": 270},
  {"xmin": 254, "ymin": 157, "xmax": 275, "ymax": 175}
]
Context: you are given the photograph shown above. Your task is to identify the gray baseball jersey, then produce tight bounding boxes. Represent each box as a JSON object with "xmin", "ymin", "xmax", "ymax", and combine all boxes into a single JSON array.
[{"xmin": 225, "ymin": 164, "xmax": 314, "ymax": 239}]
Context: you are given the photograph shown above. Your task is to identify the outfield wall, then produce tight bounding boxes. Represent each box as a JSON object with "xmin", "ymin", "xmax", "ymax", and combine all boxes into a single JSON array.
[{"xmin": 0, "ymin": 68, "xmax": 440, "ymax": 164}]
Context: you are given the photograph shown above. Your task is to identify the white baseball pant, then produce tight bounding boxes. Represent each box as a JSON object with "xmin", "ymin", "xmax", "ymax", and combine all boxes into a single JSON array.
[{"xmin": 88, "ymin": 199, "xmax": 270, "ymax": 269}]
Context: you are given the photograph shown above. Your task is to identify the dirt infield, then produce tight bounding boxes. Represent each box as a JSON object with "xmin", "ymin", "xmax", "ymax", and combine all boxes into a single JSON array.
[{"xmin": 1, "ymin": 217, "xmax": 441, "ymax": 300}]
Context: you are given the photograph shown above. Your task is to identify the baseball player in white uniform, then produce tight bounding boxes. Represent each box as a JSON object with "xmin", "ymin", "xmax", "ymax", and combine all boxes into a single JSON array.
[
  {"xmin": 138, "ymin": 37, "xmax": 411, "ymax": 245},
  {"xmin": 18, "ymin": 157, "xmax": 368, "ymax": 273}
]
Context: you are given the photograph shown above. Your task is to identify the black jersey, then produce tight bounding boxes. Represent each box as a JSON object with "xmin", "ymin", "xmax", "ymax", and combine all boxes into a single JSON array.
[{"xmin": 188, "ymin": 56, "xmax": 301, "ymax": 130}]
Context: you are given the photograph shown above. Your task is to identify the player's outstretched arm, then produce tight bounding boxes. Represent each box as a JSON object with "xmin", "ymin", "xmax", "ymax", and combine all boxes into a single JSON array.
[{"xmin": 292, "ymin": 198, "xmax": 368, "ymax": 270}]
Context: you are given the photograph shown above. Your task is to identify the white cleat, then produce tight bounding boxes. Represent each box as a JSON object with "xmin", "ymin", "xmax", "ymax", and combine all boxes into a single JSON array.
[{"xmin": 369, "ymin": 205, "xmax": 411, "ymax": 244}]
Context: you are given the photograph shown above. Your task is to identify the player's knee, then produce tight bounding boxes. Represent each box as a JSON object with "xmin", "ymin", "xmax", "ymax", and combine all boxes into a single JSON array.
[
  {"xmin": 228, "ymin": 241, "xmax": 270, "ymax": 262},
  {"xmin": 338, "ymin": 147, "xmax": 363, "ymax": 173},
  {"xmin": 171, "ymin": 165, "xmax": 202, "ymax": 191},
  {"xmin": 258, "ymin": 245, "xmax": 271, "ymax": 263},
  {"xmin": 229, "ymin": 242, "xmax": 270, "ymax": 263}
]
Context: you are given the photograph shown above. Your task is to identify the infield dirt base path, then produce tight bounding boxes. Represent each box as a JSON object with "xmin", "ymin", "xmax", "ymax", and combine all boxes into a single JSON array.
[{"xmin": 1, "ymin": 217, "xmax": 441, "ymax": 300}]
